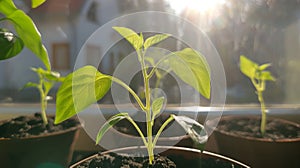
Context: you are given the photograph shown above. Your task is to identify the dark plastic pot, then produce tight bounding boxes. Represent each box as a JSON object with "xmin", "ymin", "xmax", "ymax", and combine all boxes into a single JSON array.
[
  {"xmin": 0, "ymin": 118, "xmax": 80, "ymax": 168},
  {"xmin": 70, "ymin": 146, "xmax": 250, "ymax": 168},
  {"xmin": 212, "ymin": 115, "xmax": 300, "ymax": 168}
]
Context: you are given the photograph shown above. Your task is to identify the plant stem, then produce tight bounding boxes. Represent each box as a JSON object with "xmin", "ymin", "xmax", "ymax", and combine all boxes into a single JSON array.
[
  {"xmin": 257, "ymin": 90, "xmax": 266, "ymax": 136},
  {"xmin": 111, "ymin": 77, "xmax": 146, "ymax": 111},
  {"xmin": 138, "ymin": 49, "xmax": 155, "ymax": 164},
  {"xmin": 125, "ymin": 116, "xmax": 148, "ymax": 147},
  {"xmin": 251, "ymin": 77, "xmax": 267, "ymax": 136},
  {"xmin": 37, "ymin": 73, "xmax": 48, "ymax": 125},
  {"xmin": 153, "ymin": 115, "xmax": 174, "ymax": 147}
]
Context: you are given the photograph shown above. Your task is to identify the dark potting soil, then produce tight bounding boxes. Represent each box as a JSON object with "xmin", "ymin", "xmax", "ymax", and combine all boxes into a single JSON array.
[
  {"xmin": 114, "ymin": 114, "xmax": 184, "ymax": 137},
  {"xmin": 217, "ymin": 117, "xmax": 300, "ymax": 140},
  {"xmin": 0, "ymin": 113, "xmax": 80, "ymax": 138},
  {"xmin": 73, "ymin": 152, "xmax": 245, "ymax": 168}
]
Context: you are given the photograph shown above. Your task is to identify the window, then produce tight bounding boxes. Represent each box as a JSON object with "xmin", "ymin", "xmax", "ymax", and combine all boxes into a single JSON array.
[{"xmin": 52, "ymin": 43, "xmax": 70, "ymax": 70}]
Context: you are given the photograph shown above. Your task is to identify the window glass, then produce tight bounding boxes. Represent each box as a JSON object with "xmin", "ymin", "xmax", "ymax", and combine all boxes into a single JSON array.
[{"xmin": 0, "ymin": 0, "xmax": 300, "ymax": 105}]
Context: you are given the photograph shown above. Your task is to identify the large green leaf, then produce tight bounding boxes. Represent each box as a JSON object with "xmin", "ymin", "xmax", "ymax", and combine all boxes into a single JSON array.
[
  {"xmin": 0, "ymin": 0, "xmax": 50, "ymax": 69},
  {"xmin": 240, "ymin": 55, "xmax": 258, "ymax": 79},
  {"xmin": 31, "ymin": 0, "xmax": 46, "ymax": 8},
  {"xmin": 144, "ymin": 34, "xmax": 169, "ymax": 50},
  {"xmin": 0, "ymin": 28, "xmax": 24, "ymax": 60},
  {"xmin": 96, "ymin": 113, "xmax": 129, "ymax": 144},
  {"xmin": 55, "ymin": 66, "xmax": 112, "ymax": 124},
  {"xmin": 113, "ymin": 27, "xmax": 143, "ymax": 51},
  {"xmin": 168, "ymin": 48, "xmax": 211, "ymax": 99}
]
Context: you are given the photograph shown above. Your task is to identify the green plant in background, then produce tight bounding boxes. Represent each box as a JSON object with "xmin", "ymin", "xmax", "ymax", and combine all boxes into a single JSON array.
[
  {"xmin": 55, "ymin": 27, "xmax": 211, "ymax": 164},
  {"xmin": 240, "ymin": 55, "xmax": 275, "ymax": 136},
  {"xmin": 24, "ymin": 68, "xmax": 64, "ymax": 125},
  {"xmin": 0, "ymin": 0, "xmax": 64, "ymax": 126}
]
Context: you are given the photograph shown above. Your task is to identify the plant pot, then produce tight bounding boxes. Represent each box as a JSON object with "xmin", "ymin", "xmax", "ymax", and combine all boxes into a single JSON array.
[
  {"xmin": 211, "ymin": 115, "xmax": 300, "ymax": 168},
  {"xmin": 0, "ymin": 115, "xmax": 81, "ymax": 168},
  {"xmin": 70, "ymin": 146, "xmax": 249, "ymax": 168}
]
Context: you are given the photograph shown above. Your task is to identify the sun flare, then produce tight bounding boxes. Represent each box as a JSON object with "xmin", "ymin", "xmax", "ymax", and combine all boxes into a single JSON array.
[{"xmin": 168, "ymin": 0, "xmax": 226, "ymax": 14}]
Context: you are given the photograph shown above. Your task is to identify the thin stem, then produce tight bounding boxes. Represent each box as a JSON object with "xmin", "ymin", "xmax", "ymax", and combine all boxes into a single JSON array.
[
  {"xmin": 37, "ymin": 73, "xmax": 48, "ymax": 125},
  {"xmin": 251, "ymin": 76, "xmax": 267, "ymax": 136},
  {"xmin": 148, "ymin": 53, "xmax": 172, "ymax": 79},
  {"xmin": 111, "ymin": 77, "xmax": 146, "ymax": 111},
  {"xmin": 125, "ymin": 116, "xmax": 148, "ymax": 147},
  {"xmin": 153, "ymin": 115, "xmax": 174, "ymax": 147},
  {"xmin": 257, "ymin": 90, "xmax": 267, "ymax": 136}
]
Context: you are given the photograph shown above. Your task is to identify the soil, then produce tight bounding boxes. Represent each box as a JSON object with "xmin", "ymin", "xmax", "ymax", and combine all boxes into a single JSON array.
[
  {"xmin": 73, "ymin": 152, "xmax": 245, "ymax": 168},
  {"xmin": 217, "ymin": 117, "xmax": 300, "ymax": 140},
  {"xmin": 113, "ymin": 113, "xmax": 184, "ymax": 137},
  {"xmin": 0, "ymin": 113, "xmax": 80, "ymax": 139}
]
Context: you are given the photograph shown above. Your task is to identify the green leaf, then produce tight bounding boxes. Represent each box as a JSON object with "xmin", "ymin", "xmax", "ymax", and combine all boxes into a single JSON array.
[
  {"xmin": 0, "ymin": 28, "xmax": 24, "ymax": 60},
  {"xmin": 173, "ymin": 115, "xmax": 207, "ymax": 151},
  {"xmin": 0, "ymin": 0, "xmax": 50, "ymax": 69},
  {"xmin": 144, "ymin": 34, "xmax": 169, "ymax": 50},
  {"xmin": 240, "ymin": 55, "xmax": 258, "ymax": 79},
  {"xmin": 31, "ymin": 67, "xmax": 63, "ymax": 82},
  {"xmin": 9, "ymin": 10, "xmax": 50, "ymax": 70},
  {"xmin": 55, "ymin": 66, "xmax": 112, "ymax": 124},
  {"xmin": 32, "ymin": 0, "xmax": 46, "ymax": 8},
  {"xmin": 0, "ymin": 0, "xmax": 17, "ymax": 15},
  {"xmin": 23, "ymin": 82, "xmax": 38, "ymax": 89},
  {"xmin": 261, "ymin": 71, "xmax": 276, "ymax": 81},
  {"xmin": 113, "ymin": 27, "xmax": 143, "ymax": 50},
  {"xmin": 152, "ymin": 97, "xmax": 165, "ymax": 119},
  {"xmin": 43, "ymin": 81, "xmax": 54, "ymax": 95},
  {"xmin": 259, "ymin": 63, "xmax": 271, "ymax": 71},
  {"xmin": 168, "ymin": 48, "xmax": 211, "ymax": 99},
  {"xmin": 96, "ymin": 113, "xmax": 129, "ymax": 144}
]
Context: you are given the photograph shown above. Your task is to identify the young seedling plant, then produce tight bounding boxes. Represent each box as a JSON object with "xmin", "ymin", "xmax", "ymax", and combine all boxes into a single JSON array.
[
  {"xmin": 240, "ymin": 55, "xmax": 275, "ymax": 136},
  {"xmin": 0, "ymin": 0, "xmax": 65, "ymax": 126},
  {"xmin": 24, "ymin": 68, "xmax": 64, "ymax": 125},
  {"xmin": 55, "ymin": 27, "xmax": 211, "ymax": 164}
]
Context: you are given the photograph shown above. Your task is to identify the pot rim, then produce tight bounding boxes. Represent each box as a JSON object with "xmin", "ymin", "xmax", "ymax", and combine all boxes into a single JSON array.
[
  {"xmin": 214, "ymin": 115, "xmax": 300, "ymax": 142},
  {"xmin": 70, "ymin": 145, "xmax": 250, "ymax": 168},
  {"xmin": 0, "ymin": 115, "xmax": 81, "ymax": 141}
]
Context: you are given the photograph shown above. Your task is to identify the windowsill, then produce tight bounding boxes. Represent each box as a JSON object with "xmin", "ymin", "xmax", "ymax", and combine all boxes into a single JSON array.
[{"xmin": 1, "ymin": 103, "xmax": 299, "ymax": 153}]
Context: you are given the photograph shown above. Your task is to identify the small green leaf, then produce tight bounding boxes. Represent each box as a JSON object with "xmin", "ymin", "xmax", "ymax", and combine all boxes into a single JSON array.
[
  {"xmin": 259, "ymin": 63, "xmax": 271, "ymax": 71},
  {"xmin": 144, "ymin": 34, "xmax": 169, "ymax": 50},
  {"xmin": 31, "ymin": 67, "xmax": 63, "ymax": 82},
  {"xmin": 55, "ymin": 66, "xmax": 112, "ymax": 124},
  {"xmin": 261, "ymin": 71, "xmax": 276, "ymax": 81},
  {"xmin": 152, "ymin": 97, "xmax": 165, "ymax": 119},
  {"xmin": 168, "ymin": 48, "xmax": 210, "ymax": 99},
  {"xmin": 43, "ymin": 81, "xmax": 54, "ymax": 94},
  {"xmin": 173, "ymin": 115, "xmax": 207, "ymax": 151},
  {"xmin": 31, "ymin": 0, "xmax": 46, "ymax": 8},
  {"xmin": 240, "ymin": 55, "xmax": 258, "ymax": 79},
  {"xmin": 23, "ymin": 82, "xmax": 38, "ymax": 89},
  {"xmin": 0, "ymin": 28, "xmax": 24, "ymax": 60},
  {"xmin": 113, "ymin": 27, "xmax": 143, "ymax": 50},
  {"xmin": 96, "ymin": 113, "xmax": 129, "ymax": 144}
]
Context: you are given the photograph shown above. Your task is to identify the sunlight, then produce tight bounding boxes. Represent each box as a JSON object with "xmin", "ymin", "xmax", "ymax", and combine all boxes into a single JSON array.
[{"xmin": 168, "ymin": 0, "xmax": 226, "ymax": 14}]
